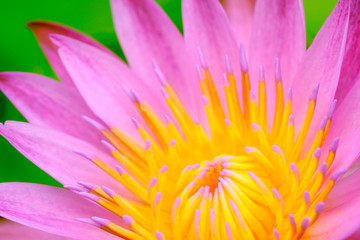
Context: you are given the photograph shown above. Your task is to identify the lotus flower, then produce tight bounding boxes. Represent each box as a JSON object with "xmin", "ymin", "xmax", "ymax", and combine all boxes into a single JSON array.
[{"xmin": 1, "ymin": 0, "xmax": 360, "ymax": 239}]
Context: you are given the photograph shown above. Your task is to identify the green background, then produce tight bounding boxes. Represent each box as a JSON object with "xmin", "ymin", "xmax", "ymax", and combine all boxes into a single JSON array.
[{"xmin": 0, "ymin": 0, "xmax": 338, "ymax": 187}]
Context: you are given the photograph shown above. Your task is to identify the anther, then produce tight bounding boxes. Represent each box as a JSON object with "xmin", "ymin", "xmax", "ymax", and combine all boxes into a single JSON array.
[
  {"xmin": 315, "ymin": 202, "xmax": 325, "ymax": 214},
  {"xmin": 160, "ymin": 87, "xmax": 169, "ymax": 99},
  {"xmin": 101, "ymin": 186, "xmax": 116, "ymax": 198},
  {"xmin": 152, "ymin": 60, "xmax": 167, "ymax": 86},
  {"xmin": 287, "ymin": 88, "xmax": 293, "ymax": 101},
  {"xmin": 194, "ymin": 209, "xmax": 200, "ymax": 239},
  {"xmin": 320, "ymin": 117, "xmax": 328, "ymax": 131},
  {"xmin": 197, "ymin": 46, "xmax": 207, "ymax": 69},
  {"xmin": 210, "ymin": 208, "xmax": 216, "ymax": 232},
  {"xmin": 248, "ymin": 171, "xmax": 268, "ymax": 194},
  {"xmin": 171, "ymin": 197, "xmax": 181, "ymax": 222},
  {"xmin": 205, "ymin": 161, "xmax": 214, "ymax": 167},
  {"xmin": 169, "ymin": 139, "xmax": 176, "ymax": 147},
  {"xmin": 303, "ymin": 190, "xmax": 310, "ymax": 208},
  {"xmin": 145, "ymin": 139, "xmax": 152, "ymax": 150},
  {"xmin": 123, "ymin": 215, "xmax": 135, "ymax": 225},
  {"xmin": 290, "ymin": 162, "xmax": 300, "ymax": 181},
  {"xmin": 192, "ymin": 163, "xmax": 201, "ymax": 169},
  {"xmin": 101, "ymin": 140, "xmax": 116, "ymax": 152},
  {"xmin": 78, "ymin": 181, "xmax": 96, "ymax": 190},
  {"xmin": 131, "ymin": 117, "xmax": 141, "ymax": 129},
  {"xmin": 197, "ymin": 65, "xmax": 204, "ymax": 80},
  {"xmin": 301, "ymin": 217, "xmax": 310, "ymax": 229},
  {"xmin": 91, "ymin": 216, "xmax": 110, "ymax": 227},
  {"xmin": 155, "ymin": 231, "xmax": 164, "ymax": 240},
  {"xmin": 159, "ymin": 165, "xmax": 168, "ymax": 174},
  {"xmin": 319, "ymin": 162, "xmax": 327, "ymax": 175},
  {"xmin": 228, "ymin": 199, "xmax": 246, "ymax": 229},
  {"xmin": 331, "ymin": 169, "xmax": 347, "ymax": 182},
  {"xmin": 272, "ymin": 145, "xmax": 285, "ymax": 157},
  {"xmin": 239, "ymin": 44, "xmax": 248, "ymax": 72},
  {"xmin": 289, "ymin": 114, "xmax": 295, "ymax": 126},
  {"xmin": 82, "ymin": 115, "xmax": 106, "ymax": 131},
  {"xmin": 223, "ymin": 73, "xmax": 230, "ymax": 87},
  {"xmin": 75, "ymin": 218, "xmax": 101, "ymax": 228},
  {"xmin": 225, "ymin": 118, "xmax": 231, "ymax": 126},
  {"xmin": 289, "ymin": 214, "xmax": 296, "ymax": 231},
  {"xmin": 225, "ymin": 222, "xmax": 233, "ymax": 240},
  {"xmin": 73, "ymin": 150, "xmax": 95, "ymax": 161},
  {"xmin": 272, "ymin": 188, "xmax": 283, "ymax": 204},
  {"xmin": 252, "ymin": 122, "xmax": 262, "ymax": 131},
  {"xmin": 273, "ymin": 228, "xmax": 280, "ymax": 240},
  {"xmin": 115, "ymin": 165, "xmax": 126, "ymax": 175},
  {"xmin": 148, "ymin": 177, "xmax": 157, "ymax": 192},
  {"xmin": 129, "ymin": 89, "xmax": 142, "ymax": 104},
  {"xmin": 329, "ymin": 137, "xmax": 340, "ymax": 153},
  {"xmin": 327, "ymin": 99, "xmax": 337, "ymax": 119},
  {"xmin": 153, "ymin": 192, "xmax": 162, "ymax": 212},
  {"xmin": 275, "ymin": 58, "xmax": 282, "ymax": 81},
  {"xmin": 244, "ymin": 146, "xmax": 256, "ymax": 153},
  {"xmin": 173, "ymin": 197, "xmax": 181, "ymax": 209},
  {"xmin": 309, "ymin": 82, "xmax": 320, "ymax": 101},
  {"xmin": 202, "ymin": 95, "xmax": 209, "ymax": 106},
  {"xmin": 313, "ymin": 147, "xmax": 321, "ymax": 159},
  {"xmin": 259, "ymin": 64, "xmax": 265, "ymax": 81},
  {"xmin": 249, "ymin": 89, "xmax": 256, "ymax": 101},
  {"xmin": 78, "ymin": 192, "xmax": 100, "ymax": 202},
  {"xmin": 225, "ymin": 54, "xmax": 233, "ymax": 74},
  {"xmin": 194, "ymin": 118, "xmax": 200, "ymax": 125},
  {"xmin": 164, "ymin": 115, "xmax": 171, "ymax": 124},
  {"xmin": 64, "ymin": 184, "xmax": 84, "ymax": 192}
]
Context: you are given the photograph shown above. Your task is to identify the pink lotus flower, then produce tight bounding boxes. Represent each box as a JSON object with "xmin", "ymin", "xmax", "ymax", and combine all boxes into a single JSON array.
[{"xmin": 1, "ymin": 0, "xmax": 360, "ymax": 239}]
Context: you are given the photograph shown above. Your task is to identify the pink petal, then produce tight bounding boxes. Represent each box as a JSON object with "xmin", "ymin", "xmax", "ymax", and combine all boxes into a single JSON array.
[
  {"xmin": 325, "ymin": 167, "xmax": 360, "ymax": 210},
  {"xmin": 0, "ymin": 183, "xmax": 121, "ymax": 240},
  {"xmin": 322, "ymin": 79, "xmax": 360, "ymax": 173},
  {"xmin": 0, "ymin": 220, "xmax": 72, "ymax": 240},
  {"xmin": 335, "ymin": 0, "xmax": 360, "ymax": 102},
  {"xmin": 0, "ymin": 72, "xmax": 104, "ymax": 148},
  {"xmin": 28, "ymin": 21, "xmax": 114, "ymax": 86},
  {"xmin": 52, "ymin": 34, "xmax": 170, "ymax": 140},
  {"xmin": 0, "ymin": 121, "xmax": 130, "ymax": 196},
  {"xmin": 110, "ymin": 0, "xmax": 198, "ymax": 117},
  {"xmin": 291, "ymin": 1, "xmax": 349, "ymax": 143},
  {"xmin": 249, "ymin": 0, "xmax": 306, "ymax": 125},
  {"xmin": 221, "ymin": 0, "xmax": 255, "ymax": 49},
  {"xmin": 312, "ymin": 2, "xmax": 360, "ymax": 174},
  {"xmin": 305, "ymin": 168, "xmax": 360, "ymax": 239},
  {"xmin": 182, "ymin": 0, "xmax": 241, "ymax": 111}
]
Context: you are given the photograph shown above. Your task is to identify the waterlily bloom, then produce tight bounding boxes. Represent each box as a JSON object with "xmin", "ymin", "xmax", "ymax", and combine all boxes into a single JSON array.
[{"xmin": 1, "ymin": 0, "xmax": 360, "ymax": 239}]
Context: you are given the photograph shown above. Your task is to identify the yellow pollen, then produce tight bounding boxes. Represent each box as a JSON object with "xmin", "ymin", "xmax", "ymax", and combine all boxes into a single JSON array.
[{"xmin": 77, "ymin": 55, "xmax": 341, "ymax": 240}]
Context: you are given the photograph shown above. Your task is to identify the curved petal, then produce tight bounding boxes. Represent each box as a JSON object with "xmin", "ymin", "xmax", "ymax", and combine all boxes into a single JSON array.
[
  {"xmin": 221, "ymin": 0, "xmax": 255, "ymax": 48},
  {"xmin": 335, "ymin": 0, "xmax": 360, "ymax": 102},
  {"xmin": 28, "ymin": 21, "xmax": 114, "ymax": 86},
  {"xmin": 110, "ymin": 0, "xmax": 198, "ymax": 117},
  {"xmin": 291, "ymin": 0, "xmax": 349, "ymax": 144},
  {"xmin": 249, "ymin": 0, "xmax": 306, "ymax": 125},
  {"xmin": 0, "ymin": 72, "xmax": 104, "ymax": 148},
  {"xmin": 0, "ymin": 183, "xmax": 121, "ymax": 240},
  {"xmin": 0, "ymin": 121, "xmax": 129, "ymax": 195},
  {"xmin": 0, "ymin": 220, "xmax": 72, "ymax": 240},
  {"xmin": 182, "ymin": 0, "xmax": 241, "ymax": 111},
  {"xmin": 305, "ymin": 168, "xmax": 360, "ymax": 239},
  {"xmin": 52, "ymin": 34, "xmax": 170, "ymax": 140},
  {"xmin": 322, "ymin": 79, "xmax": 360, "ymax": 173}
]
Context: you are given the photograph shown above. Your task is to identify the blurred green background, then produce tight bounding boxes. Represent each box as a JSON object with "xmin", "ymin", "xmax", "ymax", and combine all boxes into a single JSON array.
[{"xmin": 0, "ymin": 0, "xmax": 338, "ymax": 187}]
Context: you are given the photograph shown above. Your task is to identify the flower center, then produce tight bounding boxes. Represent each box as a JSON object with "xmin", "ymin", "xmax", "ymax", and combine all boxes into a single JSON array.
[{"xmin": 73, "ymin": 46, "xmax": 343, "ymax": 240}]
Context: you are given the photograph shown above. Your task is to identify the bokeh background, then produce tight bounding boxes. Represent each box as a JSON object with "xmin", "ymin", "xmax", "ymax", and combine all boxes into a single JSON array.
[{"xmin": 0, "ymin": 0, "xmax": 338, "ymax": 187}]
